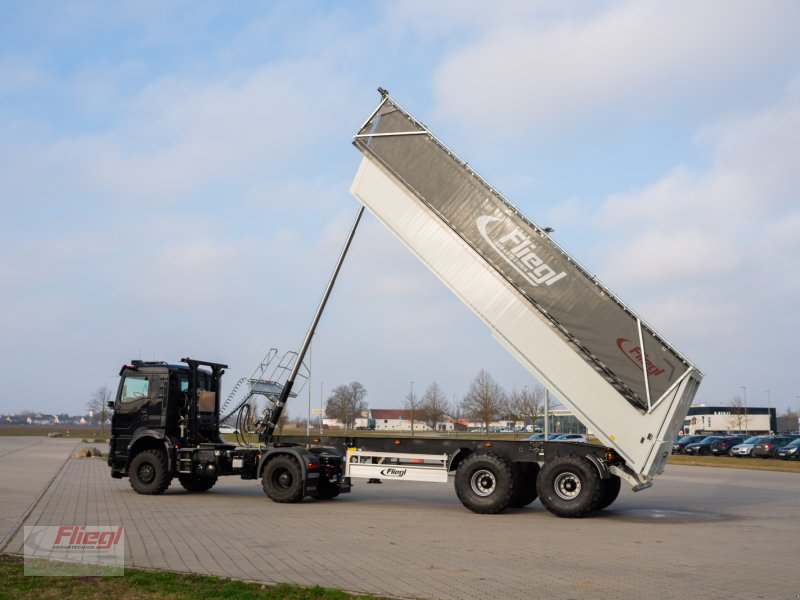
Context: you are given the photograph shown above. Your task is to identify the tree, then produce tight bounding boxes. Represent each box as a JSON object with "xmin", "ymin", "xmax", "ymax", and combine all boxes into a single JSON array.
[
  {"xmin": 325, "ymin": 382, "xmax": 368, "ymax": 429},
  {"xmin": 421, "ymin": 382, "xmax": 449, "ymax": 431},
  {"xmin": 87, "ymin": 386, "xmax": 112, "ymax": 433},
  {"xmin": 404, "ymin": 386, "xmax": 420, "ymax": 436},
  {"xmin": 461, "ymin": 370, "xmax": 505, "ymax": 436},
  {"xmin": 727, "ymin": 395, "xmax": 747, "ymax": 433},
  {"xmin": 510, "ymin": 385, "xmax": 544, "ymax": 430}
]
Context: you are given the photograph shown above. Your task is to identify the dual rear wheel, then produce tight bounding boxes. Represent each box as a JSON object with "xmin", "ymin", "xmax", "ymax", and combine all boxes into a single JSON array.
[{"xmin": 455, "ymin": 451, "xmax": 620, "ymax": 517}]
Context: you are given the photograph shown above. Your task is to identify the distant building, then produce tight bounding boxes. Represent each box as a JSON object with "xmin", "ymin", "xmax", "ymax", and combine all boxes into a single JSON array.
[{"xmin": 683, "ymin": 405, "xmax": 776, "ymax": 435}]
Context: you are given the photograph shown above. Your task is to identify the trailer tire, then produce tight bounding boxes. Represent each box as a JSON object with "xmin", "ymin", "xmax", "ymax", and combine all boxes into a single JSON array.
[
  {"xmin": 537, "ymin": 455, "xmax": 601, "ymax": 518},
  {"xmin": 129, "ymin": 449, "xmax": 172, "ymax": 495},
  {"xmin": 594, "ymin": 474, "xmax": 621, "ymax": 511},
  {"xmin": 262, "ymin": 456, "xmax": 304, "ymax": 503},
  {"xmin": 454, "ymin": 452, "xmax": 514, "ymax": 514},
  {"xmin": 178, "ymin": 474, "xmax": 217, "ymax": 493},
  {"xmin": 509, "ymin": 462, "xmax": 539, "ymax": 508}
]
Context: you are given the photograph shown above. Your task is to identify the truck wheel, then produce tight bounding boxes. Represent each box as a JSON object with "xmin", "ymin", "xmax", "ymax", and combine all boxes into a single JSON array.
[
  {"xmin": 509, "ymin": 462, "xmax": 539, "ymax": 508},
  {"xmin": 594, "ymin": 474, "xmax": 621, "ymax": 511},
  {"xmin": 454, "ymin": 452, "xmax": 513, "ymax": 514},
  {"xmin": 178, "ymin": 474, "xmax": 217, "ymax": 492},
  {"xmin": 536, "ymin": 455, "xmax": 601, "ymax": 518},
  {"xmin": 129, "ymin": 449, "xmax": 172, "ymax": 495},
  {"xmin": 262, "ymin": 456, "xmax": 304, "ymax": 503}
]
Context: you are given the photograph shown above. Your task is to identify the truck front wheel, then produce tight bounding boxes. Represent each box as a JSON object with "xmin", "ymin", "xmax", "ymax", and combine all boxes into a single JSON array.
[
  {"xmin": 129, "ymin": 449, "xmax": 172, "ymax": 495},
  {"xmin": 537, "ymin": 455, "xmax": 601, "ymax": 518},
  {"xmin": 454, "ymin": 452, "xmax": 513, "ymax": 514},
  {"xmin": 262, "ymin": 456, "xmax": 304, "ymax": 503}
]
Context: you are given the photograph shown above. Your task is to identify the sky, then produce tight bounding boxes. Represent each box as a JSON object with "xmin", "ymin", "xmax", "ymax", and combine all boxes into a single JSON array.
[{"xmin": 1, "ymin": 1, "xmax": 799, "ymax": 419}]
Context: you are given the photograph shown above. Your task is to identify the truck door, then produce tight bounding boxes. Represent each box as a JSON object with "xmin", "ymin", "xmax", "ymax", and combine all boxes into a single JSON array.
[{"xmin": 110, "ymin": 373, "xmax": 153, "ymax": 468}]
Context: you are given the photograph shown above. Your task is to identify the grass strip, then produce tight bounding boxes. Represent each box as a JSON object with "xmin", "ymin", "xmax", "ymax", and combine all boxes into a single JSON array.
[{"xmin": 0, "ymin": 554, "xmax": 385, "ymax": 600}]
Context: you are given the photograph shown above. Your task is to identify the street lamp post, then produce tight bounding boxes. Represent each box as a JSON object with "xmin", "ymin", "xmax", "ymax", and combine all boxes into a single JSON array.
[
  {"xmin": 740, "ymin": 386, "xmax": 748, "ymax": 434},
  {"xmin": 410, "ymin": 381, "xmax": 414, "ymax": 438}
]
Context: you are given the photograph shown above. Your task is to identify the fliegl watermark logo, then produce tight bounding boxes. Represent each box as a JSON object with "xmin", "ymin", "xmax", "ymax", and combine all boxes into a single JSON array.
[
  {"xmin": 476, "ymin": 215, "xmax": 567, "ymax": 286},
  {"xmin": 23, "ymin": 525, "xmax": 125, "ymax": 576}
]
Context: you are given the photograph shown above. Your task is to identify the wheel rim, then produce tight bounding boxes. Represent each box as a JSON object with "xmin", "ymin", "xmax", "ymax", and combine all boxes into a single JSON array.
[
  {"xmin": 470, "ymin": 469, "xmax": 496, "ymax": 497},
  {"xmin": 138, "ymin": 463, "xmax": 155, "ymax": 484},
  {"xmin": 275, "ymin": 468, "xmax": 293, "ymax": 490},
  {"xmin": 554, "ymin": 471, "xmax": 581, "ymax": 500}
]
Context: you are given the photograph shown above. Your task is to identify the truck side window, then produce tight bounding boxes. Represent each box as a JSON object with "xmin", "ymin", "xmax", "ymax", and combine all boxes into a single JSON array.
[{"xmin": 121, "ymin": 376, "xmax": 150, "ymax": 403}]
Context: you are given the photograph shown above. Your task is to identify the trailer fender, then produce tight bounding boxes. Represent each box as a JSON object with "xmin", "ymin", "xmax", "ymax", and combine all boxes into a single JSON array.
[
  {"xmin": 583, "ymin": 452, "xmax": 610, "ymax": 480},
  {"xmin": 446, "ymin": 448, "xmax": 473, "ymax": 472}
]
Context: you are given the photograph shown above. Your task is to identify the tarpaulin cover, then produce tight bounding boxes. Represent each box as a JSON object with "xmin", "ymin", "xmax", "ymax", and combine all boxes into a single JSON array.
[{"xmin": 354, "ymin": 98, "xmax": 692, "ymax": 413}]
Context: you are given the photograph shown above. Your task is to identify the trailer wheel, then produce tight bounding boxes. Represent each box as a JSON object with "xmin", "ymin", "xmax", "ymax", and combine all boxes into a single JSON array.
[
  {"xmin": 594, "ymin": 474, "xmax": 621, "ymax": 511},
  {"xmin": 129, "ymin": 449, "xmax": 172, "ymax": 495},
  {"xmin": 536, "ymin": 455, "xmax": 600, "ymax": 518},
  {"xmin": 454, "ymin": 452, "xmax": 513, "ymax": 514},
  {"xmin": 509, "ymin": 462, "xmax": 540, "ymax": 508},
  {"xmin": 178, "ymin": 474, "xmax": 217, "ymax": 493},
  {"xmin": 262, "ymin": 456, "xmax": 304, "ymax": 503}
]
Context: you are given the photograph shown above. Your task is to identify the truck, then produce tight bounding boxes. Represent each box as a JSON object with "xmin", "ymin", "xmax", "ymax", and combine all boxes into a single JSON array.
[{"xmin": 108, "ymin": 89, "xmax": 703, "ymax": 518}]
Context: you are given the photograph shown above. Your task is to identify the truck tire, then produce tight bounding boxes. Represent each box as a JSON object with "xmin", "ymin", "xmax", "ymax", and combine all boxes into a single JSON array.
[
  {"xmin": 594, "ymin": 474, "xmax": 621, "ymax": 511},
  {"xmin": 509, "ymin": 462, "xmax": 539, "ymax": 508},
  {"xmin": 536, "ymin": 455, "xmax": 601, "ymax": 518},
  {"xmin": 129, "ymin": 449, "xmax": 172, "ymax": 495},
  {"xmin": 178, "ymin": 474, "xmax": 217, "ymax": 493},
  {"xmin": 454, "ymin": 452, "xmax": 514, "ymax": 514},
  {"xmin": 262, "ymin": 455, "xmax": 304, "ymax": 503}
]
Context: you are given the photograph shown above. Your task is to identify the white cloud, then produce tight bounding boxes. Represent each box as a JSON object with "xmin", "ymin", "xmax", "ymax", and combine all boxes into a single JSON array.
[{"xmin": 430, "ymin": 1, "xmax": 800, "ymax": 134}]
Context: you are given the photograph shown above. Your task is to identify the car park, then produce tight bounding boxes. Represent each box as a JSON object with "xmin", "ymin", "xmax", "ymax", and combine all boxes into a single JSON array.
[
  {"xmin": 751, "ymin": 436, "xmax": 794, "ymax": 458},
  {"xmin": 709, "ymin": 436, "xmax": 746, "ymax": 456},
  {"xmin": 777, "ymin": 438, "xmax": 800, "ymax": 460},
  {"xmin": 672, "ymin": 435, "xmax": 707, "ymax": 454},
  {"xmin": 683, "ymin": 436, "xmax": 727, "ymax": 456}
]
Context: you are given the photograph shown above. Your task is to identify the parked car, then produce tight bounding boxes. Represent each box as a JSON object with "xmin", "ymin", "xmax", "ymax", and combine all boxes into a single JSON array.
[
  {"xmin": 730, "ymin": 436, "xmax": 770, "ymax": 457},
  {"xmin": 777, "ymin": 438, "xmax": 800, "ymax": 460},
  {"xmin": 683, "ymin": 436, "xmax": 727, "ymax": 456},
  {"xmin": 219, "ymin": 424, "xmax": 240, "ymax": 434},
  {"xmin": 709, "ymin": 436, "xmax": 746, "ymax": 456},
  {"xmin": 526, "ymin": 433, "xmax": 546, "ymax": 441},
  {"xmin": 752, "ymin": 436, "xmax": 794, "ymax": 458},
  {"xmin": 553, "ymin": 433, "xmax": 587, "ymax": 443},
  {"xmin": 672, "ymin": 435, "xmax": 707, "ymax": 454}
]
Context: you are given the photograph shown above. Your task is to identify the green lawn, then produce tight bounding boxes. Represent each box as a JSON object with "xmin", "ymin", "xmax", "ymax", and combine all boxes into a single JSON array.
[{"xmin": 0, "ymin": 554, "xmax": 382, "ymax": 600}]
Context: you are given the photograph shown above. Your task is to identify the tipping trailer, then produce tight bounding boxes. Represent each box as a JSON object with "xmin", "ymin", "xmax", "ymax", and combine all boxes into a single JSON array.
[{"xmin": 109, "ymin": 89, "xmax": 702, "ymax": 518}]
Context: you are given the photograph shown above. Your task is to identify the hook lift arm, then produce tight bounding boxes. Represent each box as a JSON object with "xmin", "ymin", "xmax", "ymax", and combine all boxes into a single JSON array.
[{"xmin": 261, "ymin": 205, "xmax": 365, "ymax": 446}]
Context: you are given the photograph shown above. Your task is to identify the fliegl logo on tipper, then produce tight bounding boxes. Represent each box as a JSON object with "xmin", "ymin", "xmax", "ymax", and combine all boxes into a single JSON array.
[{"xmin": 476, "ymin": 215, "xmax": 567, "ymax": 286}]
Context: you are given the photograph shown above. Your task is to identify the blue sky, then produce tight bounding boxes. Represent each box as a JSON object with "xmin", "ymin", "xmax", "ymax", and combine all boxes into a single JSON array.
[{"xmin": 2, "ymin": 1, "xmax": 799, "ymax": 418}]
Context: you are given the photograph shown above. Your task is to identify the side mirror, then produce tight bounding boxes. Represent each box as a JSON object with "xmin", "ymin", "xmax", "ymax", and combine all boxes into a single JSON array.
[{"xmin": 106, "ymin": 400, "xmax": 115, "ymax": 409}]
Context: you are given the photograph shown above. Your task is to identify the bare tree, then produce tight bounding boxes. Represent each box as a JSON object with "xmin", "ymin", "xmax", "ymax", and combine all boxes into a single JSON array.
[
  {"xmin": 727, "ymin": 395, "xmax": 746, "ymax": 432},
  {"xmin": 87, "ymin": 386, "xmax": 112, "ymax": 433},
  {"xmin": 404, "ymin": 386, "xmax": 420, "ymax": 436},
  {"xmin": 421, "ymin": 382, "xmax": 449, "ymax": 431},
  {"xmin": 325, "ymin": 382, "xmax": 368, "ymax": 429},
  {"xmin": 462, "ymin": 370, "xmax": 505, "ymax": 436},
  {"xmin": 510, "ymin": 385, "xmax": 544, "ymax": 431}
]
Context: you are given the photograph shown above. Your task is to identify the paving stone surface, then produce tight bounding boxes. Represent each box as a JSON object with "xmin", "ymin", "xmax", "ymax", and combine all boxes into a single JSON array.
[{"xmin": 2, "ymin": 437, "xmax": 799, "ymax": 599}]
